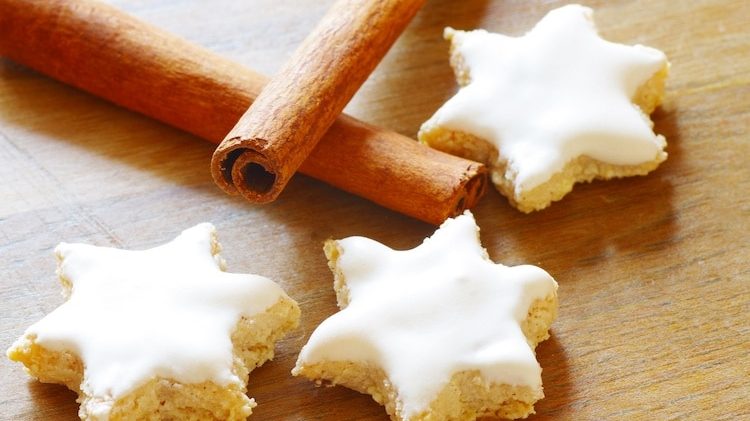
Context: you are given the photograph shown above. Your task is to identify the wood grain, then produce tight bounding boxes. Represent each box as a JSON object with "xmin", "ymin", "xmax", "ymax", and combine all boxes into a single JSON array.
[{"xmin": 1, "ymin": 0, "xmax": 748, "ymax": 420}]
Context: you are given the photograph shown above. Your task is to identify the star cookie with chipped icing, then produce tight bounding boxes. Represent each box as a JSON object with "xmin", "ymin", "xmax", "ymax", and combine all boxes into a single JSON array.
[
  {"xmin": 7, "ymin": 223, "xmax": 300, "ymax": 421},
  {"xmin": 419, "ymin": 4, "xmax": 670, "ymax": 212},
  {"xmin": 293, "ymin": 211, "xmax": 558, "ymax": 420}
]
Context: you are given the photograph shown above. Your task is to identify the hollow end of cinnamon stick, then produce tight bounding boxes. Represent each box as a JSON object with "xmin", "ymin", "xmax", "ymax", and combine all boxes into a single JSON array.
[
  {"xmin": 453, "ymin": 167, "xmax": 487, "ymax": 216},
  {"xmin": 211, "ymin": 141, "xmax": 287, "ymax": 203},
  {"xmin": 413, "ymin": 162, "xmax": 487, "ymax": 223}
]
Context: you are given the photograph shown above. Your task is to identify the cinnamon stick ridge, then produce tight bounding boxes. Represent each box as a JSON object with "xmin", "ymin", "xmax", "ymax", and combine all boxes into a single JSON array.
[
  {"xmin": 212, "ymin": 0, "xmax": 427, "ymax": 203},
  {"xmin": 0, "ymin": 0, "xmax": 487, "ymax": 224}
]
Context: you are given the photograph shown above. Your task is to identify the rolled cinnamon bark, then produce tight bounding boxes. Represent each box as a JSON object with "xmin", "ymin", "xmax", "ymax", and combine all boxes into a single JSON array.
[
  {"xmin": 212, "ymin": 0, "xmax": 426, "ymax": 203},
  {"xmin": 0, "ymin": 0, "xmax": 487, "ymax": 224}
]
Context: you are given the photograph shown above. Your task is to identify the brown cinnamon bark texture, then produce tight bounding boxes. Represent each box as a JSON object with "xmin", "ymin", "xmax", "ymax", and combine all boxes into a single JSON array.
[
  {"xmin": 0, "ymin": 0, "xmax": 487, "ymax": 224},
  {"xmin": 212, "ymin": 0, "xmax": 426, "ymax": 203}
]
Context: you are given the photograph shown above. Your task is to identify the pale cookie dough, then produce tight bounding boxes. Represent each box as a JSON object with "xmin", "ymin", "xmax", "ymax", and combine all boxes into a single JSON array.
[
  {"xmin": 7, "ymin": 223, "xmax": 300, "ymax": 421},
  {"xmin": 293, "ymin": 211, "xmax": 558, "ymax": 420},
  {"xmin": 419, "ymin": 4, "xmax": 670, "ymax": 212}
]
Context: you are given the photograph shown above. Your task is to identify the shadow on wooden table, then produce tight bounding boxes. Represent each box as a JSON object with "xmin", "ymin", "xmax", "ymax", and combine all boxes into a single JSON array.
[
  {"xmin": 0, "ymin": 61, "xmax": 216, "ymax": 188},
  {"xmin": 27, "ymin": 380, "xmax": 79, "ymax": 421},
  {"xmin": 470, "ymin": 104, "xmax": 683, "ymax": 280},
  {"xmin": 349, "ymin": 0, "xmax": 492, "ymax": 136},
  {"xmin": 652, "ymin": 105, "xmax": 683, "ymax": 169},
  {"xmin": 529, "ymin": 335, "xmax": 573, "ymax": 420},
  {"xmin": 248, "ymin": 356, "xmax": 390, "ymax": 420}
]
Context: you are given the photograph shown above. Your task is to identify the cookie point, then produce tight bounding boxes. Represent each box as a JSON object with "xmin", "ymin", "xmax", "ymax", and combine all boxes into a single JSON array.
[{"xmin": 443, "ymin": 26, "xmax": 457, "ymax": 41}]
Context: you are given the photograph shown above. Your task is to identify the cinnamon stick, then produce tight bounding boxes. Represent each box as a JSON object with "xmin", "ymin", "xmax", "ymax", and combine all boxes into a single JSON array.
[
  {"xmin": 0, "ymin": 0, "xmax": 487, "ymax": 224},
  {"xmin": 212, "ymin": 0, "xmax": 426, "ymax": 203}
]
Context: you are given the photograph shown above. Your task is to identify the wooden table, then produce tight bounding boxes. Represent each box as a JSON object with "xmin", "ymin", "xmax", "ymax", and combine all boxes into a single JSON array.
[{"xmin": 1, "ymin": 0, "xmax": 748, "ymax": 419}]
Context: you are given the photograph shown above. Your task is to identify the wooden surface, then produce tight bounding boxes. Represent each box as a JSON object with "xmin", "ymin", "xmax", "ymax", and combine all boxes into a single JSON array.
[{"xmin": 1, "ymin": 0, "xmax": 748, "ymax": 419}]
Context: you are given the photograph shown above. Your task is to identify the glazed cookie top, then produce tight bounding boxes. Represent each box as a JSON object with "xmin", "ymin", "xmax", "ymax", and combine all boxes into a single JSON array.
[
  {"xmin": 24, "ymin": 224, "xmax": 286, "ymax": 410},
  {"xmin": 296, "ymin": 212, "xmax": 558, "ymax": 418},
  {"xmin": 426, "ymin": 4, "xmax": 668, "ymax": 193}
]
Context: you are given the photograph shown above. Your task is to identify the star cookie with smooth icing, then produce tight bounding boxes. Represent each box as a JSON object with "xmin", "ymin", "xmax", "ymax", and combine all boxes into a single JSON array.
[
  {"xmin": 293, "ymin": 211, "xmax": 558, "ymax": 420},
  {"xmin": 419, "ymin": 4, "xmax": 670, "ymax": 212},
  {"xmin": 7, "ymin": 223, "xmax": 300, "ymax": 421}
]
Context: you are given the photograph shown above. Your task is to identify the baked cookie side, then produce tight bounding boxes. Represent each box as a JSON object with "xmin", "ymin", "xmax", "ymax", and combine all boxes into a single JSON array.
[
  {"xmin": 419, "ymin": 5, "xmax": 670, "ymax": 212},
  {"xmin": 294, "ymin": 212, "xmax": 559, "ymax": 420},
  {"xmin": 7, "ymin": 224, "xmax": 300, "ymax": 420}
]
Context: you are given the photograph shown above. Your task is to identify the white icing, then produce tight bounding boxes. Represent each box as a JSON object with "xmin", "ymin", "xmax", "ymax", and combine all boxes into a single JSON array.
[
  {"xmin": 427, "ymin": 4, "xmax": 668, "ymax": 192},
  {"xmin": 25, "ymin": 223, "xmax": 285, "ymax": 411},
  {"xmin": 296, "ymin": 211, "xmax": 558, "ymax": 418}
]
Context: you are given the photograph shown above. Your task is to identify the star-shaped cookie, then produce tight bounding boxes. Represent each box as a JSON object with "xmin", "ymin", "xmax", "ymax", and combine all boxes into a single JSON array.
[
  {"xmin": 293, "ymin": 212, "xmax": 558, "ymax": 420},
  {"xmin": 7, "ymin": 223, "xmax": 300, "ymax": 420},
  {"xmin": 419, "ymin": 4, "xmax": 669, "ymax": 212}
]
